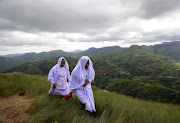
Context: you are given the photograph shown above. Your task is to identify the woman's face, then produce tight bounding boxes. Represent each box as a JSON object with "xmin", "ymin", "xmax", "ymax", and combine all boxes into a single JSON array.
[
  {"xmin": 85, "ymin": 60, "xmax": 89, "ymax": 69},
  {"xmin": 61, "ymin": 59, "xmax": 65, "ymax": 67}
]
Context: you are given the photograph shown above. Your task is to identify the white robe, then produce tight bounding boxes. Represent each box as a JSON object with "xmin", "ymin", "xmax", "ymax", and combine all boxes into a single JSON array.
[
  {"xmin": 54, "ymin": 67, "xmax": 70, "ymax": 96},
  {"xmin": 69, "ymin": 56, "xmax": 96, "ymax": 112},
  {"xmin": 48, "ymin": 57, "xmax": 70, "ymax": 96}
]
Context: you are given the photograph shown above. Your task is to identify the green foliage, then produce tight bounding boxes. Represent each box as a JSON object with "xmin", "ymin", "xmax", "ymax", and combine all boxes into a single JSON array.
[
  {"xmin": 0, "ymin": 73, "xmax": 180, "ymax": 123},
  {"xmin": 105, "ymin": 80, "xmax": 180, "ymax": 104},
  {"xmin": 102, "ymin": 46, "xmax": 179, "ymax": 77}
]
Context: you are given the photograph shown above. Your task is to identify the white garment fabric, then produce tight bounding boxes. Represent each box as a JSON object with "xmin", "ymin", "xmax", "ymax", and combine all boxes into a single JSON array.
[
  {"xmin": 69, "ymin": 56, "xmax": 96, "ymax": 112},
  {"xmin": 48, "ymin": 57, "xmax": 70, "ymax": 96}
]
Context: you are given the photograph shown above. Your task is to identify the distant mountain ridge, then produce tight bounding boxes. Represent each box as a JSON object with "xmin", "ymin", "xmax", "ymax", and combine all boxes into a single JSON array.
[
  {"xmin": 0, "ymin": 46, "xmax": 126, "ymax": 73},
  {"xmin": 3, "ymin": 53, "xmax": 25, "ymax": 58},
  {"xmin": 5, "ymin": 46, "xmax": 179, "ymax": 77},
  {"xmin": 141, "ymin": 41, "xmax": 180, "ymax": 61},
  {"xmin": 1, "ymin": 41, "xmax": 180, "ymax": 73}
]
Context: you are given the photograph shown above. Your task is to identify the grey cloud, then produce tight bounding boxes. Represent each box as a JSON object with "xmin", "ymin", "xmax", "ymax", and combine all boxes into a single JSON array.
[
  {"xmin": 0, "ymin": 0, "xmax": 141, "ymax": 34},
  {"xmin": 0, "ymin": 0, "xmax": 180, "ymax": 56},
  {"xmin": 143, "ymin": 34, "xmax": 180, "ymax": 42},
  {"xmin": 67, "ymin": 35, "xmax": 124, "ymax": 42},
  {"xmin": 0, "ymin": 0, "xmax": 120, "ymax": 33},
  {"xmin": 0, "ymin": 32, "xmax": 51, "ymax": 46},
  {"xmin": 140, "ymin": 0, "xmax": 180, "ymax": 18},
  {"xmin": 0, "ymin": 40, "xmax": 46, "ymax": 46}
]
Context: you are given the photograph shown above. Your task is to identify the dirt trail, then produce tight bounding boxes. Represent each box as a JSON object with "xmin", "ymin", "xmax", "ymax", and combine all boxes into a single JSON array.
[{"xmin": 0, "ymin": 95, "xmax": 33, "ymax": 123}]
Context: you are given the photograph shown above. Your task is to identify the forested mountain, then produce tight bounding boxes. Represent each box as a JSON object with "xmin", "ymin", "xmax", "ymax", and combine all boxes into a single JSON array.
[
  {"xmin": 141, "ymin": 41, "xmax": 180, "ymax": 61},
  {"xmin": 93, "ymin": 46, "xmax": 180, "ymax": 104},
  {"xmin": 3, "ymin": 53, "xmax": 24, "ymax": 58},
  {"xmin": 77, "ymin": 46, "xmax": 126, "ymax": 56},
  {"xmin": 4, "ymin": 57, "xmax": 78, "ymax": 75},
  {"xmin": 6, "ymin": 46, "xmax": 179, "ymax": 77},
  {"xmin": 1, "ymin": 41, "xmax": 180, "ymax": 73},
  {"xmin": 0, "ymin": 50, "xmax": 72, "ymax": 73},
  {"xmin": 0, "ymin": 46, "xmax": 125, "ymax": 73}
]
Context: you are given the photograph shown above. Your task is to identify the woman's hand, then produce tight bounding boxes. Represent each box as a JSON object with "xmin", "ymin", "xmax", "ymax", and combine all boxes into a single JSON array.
[
  {"xmin": 83, "ymin": 81, "xmax": 89, "ymax": 87},
  {"xmin": 53, "ymin": 83, "xmax": 56, "ymax": 89}
]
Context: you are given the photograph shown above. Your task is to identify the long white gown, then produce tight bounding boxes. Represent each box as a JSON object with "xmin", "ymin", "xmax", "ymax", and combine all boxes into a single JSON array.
[{"xmin": 69, "ymin": 56, "xmax": 96, "ymax": 112}]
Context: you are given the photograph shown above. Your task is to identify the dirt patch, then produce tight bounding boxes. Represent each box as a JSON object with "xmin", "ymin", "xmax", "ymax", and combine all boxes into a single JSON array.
[{"xmin": 0, "ymin": 95, "xmax": 33, "ymax": 123}]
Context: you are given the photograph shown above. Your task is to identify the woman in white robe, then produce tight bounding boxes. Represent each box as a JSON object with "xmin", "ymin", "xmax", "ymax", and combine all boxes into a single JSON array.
[
  {"xmin": 69, "ymin": 56, "xmax": 96, "ymax": 113},
  {"xmin": 48, "ymin": 57, "xmax": 71, "ymax": 99}
]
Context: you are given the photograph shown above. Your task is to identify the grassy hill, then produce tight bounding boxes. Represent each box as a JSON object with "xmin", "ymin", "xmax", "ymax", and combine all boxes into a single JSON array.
[
  {"xmin": 0, "ymin": 73, "xmax": 180, "ymax": 123},
  {"xmin": 3, "ymin": 47, "xmax": 180, "ymax": 104}
]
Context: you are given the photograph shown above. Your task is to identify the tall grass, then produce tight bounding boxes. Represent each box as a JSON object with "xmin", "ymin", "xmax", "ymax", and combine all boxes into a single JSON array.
[
  {"xmin": 0, "ymin": 73, "xmax": 179, "ymax": 123},
  {"xmin": 0, "ymin": 73, "xmax": 49, "ymax": 97}
]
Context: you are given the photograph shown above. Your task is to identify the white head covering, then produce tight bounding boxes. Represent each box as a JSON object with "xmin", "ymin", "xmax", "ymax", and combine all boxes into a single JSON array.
[
  {"xmin": 57, "ymin": 57, "xmax": 69, "ymax": 72},
  {"xmin": 70, "ymin": 56, "xmax": 95, "ymax": 90}
]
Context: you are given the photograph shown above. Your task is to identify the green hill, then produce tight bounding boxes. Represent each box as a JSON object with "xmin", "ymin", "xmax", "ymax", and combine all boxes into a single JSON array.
[
  {"xmin": 92, "ymin": 45, "xmax": 180, "ymax": 85},
  {"xmin": 93, "ymin": 46, "xmax": 180, "ymax": 104},
  {"xmin": 4, "ymin": 57, "xmax": 78, "ymax": 75},
  {"xmin": 103, "ymin": 45, "xmax": 179, "ymax": 76},
  {"xmin": 0, "ymin": 73, "xmax": 179, "ymax": 123}
]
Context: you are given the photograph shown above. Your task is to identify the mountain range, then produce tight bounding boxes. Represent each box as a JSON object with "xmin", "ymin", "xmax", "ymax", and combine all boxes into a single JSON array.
[
  {"xmin": 1, "ymin": 41, "xmax": 180, "ymax": 73},
  {"xmin": 0, "ymin": 46, "xmax": 126, "ymax": 73},
  {"xmin": 140, "ymin": 41, "xmax": 180, "ymax": 61}
]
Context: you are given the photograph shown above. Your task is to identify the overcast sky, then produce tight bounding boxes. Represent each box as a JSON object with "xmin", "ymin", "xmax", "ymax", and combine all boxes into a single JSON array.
[{"xmin": 0, "ymin": 0, "xmax": 180, "ymax": 55}]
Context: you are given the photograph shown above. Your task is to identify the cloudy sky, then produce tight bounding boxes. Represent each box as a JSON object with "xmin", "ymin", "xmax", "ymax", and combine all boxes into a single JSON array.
[{"xmin": 0, "ymin": 0, "xmax": 180, "ymax": 55}]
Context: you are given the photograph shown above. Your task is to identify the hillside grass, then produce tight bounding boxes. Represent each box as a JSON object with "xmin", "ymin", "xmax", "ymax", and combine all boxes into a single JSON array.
[{"xmin": 0, "ymin": 73, "xmax": 180, "ymax": 123}]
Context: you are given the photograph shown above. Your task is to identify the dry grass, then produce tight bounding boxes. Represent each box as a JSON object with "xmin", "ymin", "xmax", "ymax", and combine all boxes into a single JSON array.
[{"xmin": 0, "ymin": 95, "xmax": 33, "ymax": 123}]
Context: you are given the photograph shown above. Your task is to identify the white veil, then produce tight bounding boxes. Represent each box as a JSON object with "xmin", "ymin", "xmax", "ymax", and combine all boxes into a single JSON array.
[
  {"xmin": 48, "ymin": 57, "xmax": 70, "ymax": 84},
  {"xmin": 69, "ymin": 56, "xmax": 95, "ymax": 90}
]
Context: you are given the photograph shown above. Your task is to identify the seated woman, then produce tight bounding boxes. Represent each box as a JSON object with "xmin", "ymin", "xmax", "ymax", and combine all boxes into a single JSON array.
[
  {"xmin": 48, "ymin": 57, "xmax": 70, "ymax": 99},
  {"xmin": 69, "ymin": 56, "xmax": 96, "ymax": 114}
]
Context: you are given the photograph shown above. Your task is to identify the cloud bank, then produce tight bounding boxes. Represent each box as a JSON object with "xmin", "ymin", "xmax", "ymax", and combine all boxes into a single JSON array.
[{"xmin": 0, "ymin": 0, "xmax": 180, "ymax": 55}]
